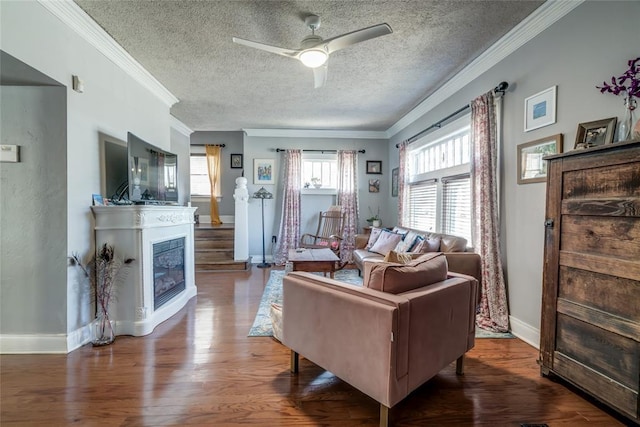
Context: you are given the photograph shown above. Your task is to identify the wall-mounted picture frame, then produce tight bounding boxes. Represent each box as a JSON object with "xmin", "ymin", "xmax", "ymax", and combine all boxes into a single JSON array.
[
  {"xmin": 366, "ymin": 160, "xmax": 382, "ymax": 174},
  {"xmin": 524, "ymin": 86, "xmax": 557, "ymax": 132},
  {"xmin": 574, "ymin": 117, "xmax": 617, "ymax": 149},
  {"xmin": 517, "ymin": 133, "xmax": 563, "ymax": 185},
  {"xmin": 369, "ymin": 179, "xmax": 380, "ymax": 193},
  {"xmin": 230, "ymin": 153, "xmax": 243, "ymax": 169},
  {"xmin": 254, "ymin": 158, "xmax": 275, "ymax": 185},
  {"xmin": 391, "ymin": 167, "xmax": 399, "ymax": 197}
]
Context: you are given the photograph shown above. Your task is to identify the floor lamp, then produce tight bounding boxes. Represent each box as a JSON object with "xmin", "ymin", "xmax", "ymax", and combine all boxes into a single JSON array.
[{"xmin": 252, "ymin": 187, "xmax": 273, "ymax": 268}]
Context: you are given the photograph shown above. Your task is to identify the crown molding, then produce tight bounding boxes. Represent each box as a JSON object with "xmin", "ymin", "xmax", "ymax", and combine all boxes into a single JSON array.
[
  {"xmin": 386, "ymin": 0, "xmax": 585, "ymax": 138},
  {"xmin": 170, "ymin": 116, "xmax": 193, "ymax": 136},
  {"xmin": 38, "ymin": 0, "xmax": 179, "ymax": 107},
  {"xmin": 243, "ymin": 128, "xmax": 388, "ymax": 139}
]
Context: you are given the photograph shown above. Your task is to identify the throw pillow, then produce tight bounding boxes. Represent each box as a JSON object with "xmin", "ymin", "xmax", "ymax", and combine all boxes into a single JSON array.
[
  {"xmin": 368, "ymin": 230, "xmax": 404, "ymax": 256},
  {"xmin": 383, "ymin": 250, "xmax": 414, "ymax": 264},
  {"xmin": 364, "ymin": 227, "xmax": 385, "ymax": 250},
  {"xmin": 412, "ymin": 236, "xmax": 441, "ymax": 253},
  {"xmin": 440, "ymin": 235, "xmax": 468, "ymax": 252},
  {"xmin": 364, "ymin": 252, "xmax": 449, "ymax": 294},
  {"xmin": 393, "ymin": 230, "xmax": 421, "ymax": 252}
]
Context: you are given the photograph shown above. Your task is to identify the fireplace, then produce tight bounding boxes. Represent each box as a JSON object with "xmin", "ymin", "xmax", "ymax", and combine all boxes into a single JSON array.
[{"xmin": 153, "ymin": 237, "xmax": 186, "ymax": 310}]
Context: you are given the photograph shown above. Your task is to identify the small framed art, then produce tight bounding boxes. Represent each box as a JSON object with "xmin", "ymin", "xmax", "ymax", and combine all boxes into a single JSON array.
[
  {"xmin": 369, "ymin": 179, "xmax": 380, "ymax": 193},
  {"xmin": 366, "ymin": 160, "xmax": 382, "ymax": 174},
  {"xmin": 254, "ymin": 158, "xmax": 275, "ymax": 185},
  {"xmin": 524, "ymin": 86, "xmax": 557, "ymax": 132},
  {"xmin": 391, "ymin": 167, "xmax": 399, "ymax": 197},
  {"xmin": 230, "ymin": 153, "xmax": 243, "ymax": 169},
  {"xmin": 517, "ymin": 133, "xmax": 563, "ymax": 184},
  {"xmin": 574, "ymin": 117, "xmax": 617, "ymax": 149}
]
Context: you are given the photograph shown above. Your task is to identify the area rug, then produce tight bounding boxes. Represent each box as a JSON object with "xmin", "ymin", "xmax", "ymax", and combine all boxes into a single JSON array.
[{"xmin": 248, "ymin": 269, "xmax": 515, "ymax": 339}]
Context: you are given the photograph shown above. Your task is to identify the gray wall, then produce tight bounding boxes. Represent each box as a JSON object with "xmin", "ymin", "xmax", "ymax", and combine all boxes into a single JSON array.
[
  {"xmin": 190, "ymin": 131, "xmax": 244, "ymax": 216},
  {"xmin": 387, "ymin": 0, "xmax": 639, "ymax": 343},
  {"xmin": 243, "ymin": 135, "xmax": 388, "ymax": 258},
  {"xmin": 1, "ymin": 85, "xmax": 67, "ymax": 334}
]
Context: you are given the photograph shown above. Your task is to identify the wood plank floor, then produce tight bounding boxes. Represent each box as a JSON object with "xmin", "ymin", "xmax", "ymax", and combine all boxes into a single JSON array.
[{"xmin": 1, "ymin": 268, "xmax": 633, "ymax": 426}]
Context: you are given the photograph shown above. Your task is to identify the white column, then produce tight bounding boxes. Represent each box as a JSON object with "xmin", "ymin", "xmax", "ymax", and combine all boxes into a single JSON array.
[{"xmin": 233, "ymin": 177, "xmax": 249, "ymax": 261}]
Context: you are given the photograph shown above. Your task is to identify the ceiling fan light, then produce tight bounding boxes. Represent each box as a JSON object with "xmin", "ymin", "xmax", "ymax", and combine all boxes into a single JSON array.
[{"xmin": 299, "ymin": 49, "xmax": 328, "ymax": 68}]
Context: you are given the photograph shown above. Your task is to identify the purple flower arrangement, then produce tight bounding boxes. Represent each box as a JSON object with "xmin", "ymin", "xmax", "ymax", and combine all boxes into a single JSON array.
[{"xmin": 597, "ymin": 57, "xmax": 640, "ymax": 102}]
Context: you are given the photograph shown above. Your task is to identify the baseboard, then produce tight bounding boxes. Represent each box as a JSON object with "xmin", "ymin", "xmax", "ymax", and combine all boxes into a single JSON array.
[
  {"xmin": 509, "ymin": 315, "xmax": 540, "ymax": 349},
  {"xmin": 198, "ymin": 215, "xmax": 235, "ymax": 224},
  {"xmin": 1, "ymin": 333, "xmax": 69, "ymax": 354},
  {"xmin": 251, "ymin": 254, "xmax": 274, "ymax": 264}
]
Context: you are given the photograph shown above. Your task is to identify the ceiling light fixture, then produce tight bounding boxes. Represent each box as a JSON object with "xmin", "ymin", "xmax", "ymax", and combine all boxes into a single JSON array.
[{"xmin": 299, "ymin": 49, "xmax": 328, "ymax": 68}]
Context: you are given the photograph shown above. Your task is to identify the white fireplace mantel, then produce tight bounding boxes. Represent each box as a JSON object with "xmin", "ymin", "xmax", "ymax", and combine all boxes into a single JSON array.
[{"xmin": 92, "ymin": 205, "xmax": 197, "ymax": 336}]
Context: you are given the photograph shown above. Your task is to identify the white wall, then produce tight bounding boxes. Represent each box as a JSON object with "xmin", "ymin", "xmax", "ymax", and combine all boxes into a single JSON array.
[
  {"xmin": 387, "ymin": 0, "xmax": 639, "ymax": 346},
  {"xmin": 243, "ymin": 135, "xmax": 388, "ymax": 261},
  {"xmin": 1, "ymin": 1, "xmax": 177, "ymax": 352}
]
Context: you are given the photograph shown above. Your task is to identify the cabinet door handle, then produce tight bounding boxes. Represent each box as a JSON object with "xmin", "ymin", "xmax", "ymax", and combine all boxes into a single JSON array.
[{"xmin": 544, "ymin": 219, "xmax": 554, "ymax": 228}]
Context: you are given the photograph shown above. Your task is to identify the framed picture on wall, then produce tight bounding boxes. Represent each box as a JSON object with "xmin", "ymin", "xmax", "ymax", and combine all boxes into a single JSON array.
[
  {"xmin": 230, "ymin": 153, "xmax": 243, "ymax": 169},
  {"xmin": 254, "ymin": 158, "xmax": 275, "ymax": 185},
  {"xmin": 517, "ymin": 133, "xmax": 563, "ymax": 184},
  {"xmin": 366, "ymin": 160, "xmax": 382, "ymax": 174},
  {"xmin": 369, "ymin": 179, "xmax": 380, "ymax": 193},
  {"xmin": 524, "ymin": 86, "xmax": 557, "ymax": 132},
  {"xmin": 391, "ymin": 167, "xmax": 399, "ymax": 197}
]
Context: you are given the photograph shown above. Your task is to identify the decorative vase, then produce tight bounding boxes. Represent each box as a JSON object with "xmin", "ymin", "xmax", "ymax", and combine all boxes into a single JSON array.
[
  {"xmin": 372, "ymin": 219, "xmax": 381, "ymax": 227},
  {"xmin": 93, "ymin": 311, "xmax": 115, "ymax": 346},
  {"xmin": 617, "ymin": 97, "xmax": 637, "ymax": 142}
]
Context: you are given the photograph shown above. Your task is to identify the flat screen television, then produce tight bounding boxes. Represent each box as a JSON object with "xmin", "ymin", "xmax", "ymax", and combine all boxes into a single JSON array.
[{"xmin": 127, "ymin": 132, "xmax": 178, "ymax": 204}]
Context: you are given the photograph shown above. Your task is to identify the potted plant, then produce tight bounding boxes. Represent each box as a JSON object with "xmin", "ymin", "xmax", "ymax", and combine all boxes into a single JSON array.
[
  {"xmin": 367, "ymin": 207, "xmax": 381, "ymax": 227},
  {"xmin": 311, "ymin": 177, "xmax": 322, "ymax": 188},
  {"xmin": 597, "ymin": 57, "xmax": 640, "ymax": 141}
]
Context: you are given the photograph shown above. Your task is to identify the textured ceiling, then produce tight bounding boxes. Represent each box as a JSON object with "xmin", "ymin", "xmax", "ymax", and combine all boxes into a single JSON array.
[{"xmin": 74, "ymin": 0, "xmax": 543, "ymax": 132}]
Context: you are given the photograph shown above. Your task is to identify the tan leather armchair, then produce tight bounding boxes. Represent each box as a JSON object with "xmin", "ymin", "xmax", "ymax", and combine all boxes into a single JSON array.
[{"xmin": 282, "ymin": 267, "xmax": 479, "ymax": 426}]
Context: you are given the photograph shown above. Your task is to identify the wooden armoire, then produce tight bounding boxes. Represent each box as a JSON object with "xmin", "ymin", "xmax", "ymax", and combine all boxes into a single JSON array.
[{"xmin": 539, "ymin": 139, "xmax": 640, "ymax": 423}]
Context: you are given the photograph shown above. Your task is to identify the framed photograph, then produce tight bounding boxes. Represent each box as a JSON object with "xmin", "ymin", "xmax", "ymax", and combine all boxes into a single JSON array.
[
  {"xmin": 517, "ymin": 134, "xmax": 563, "ymax": 184},
  {"xmin": 369, "ymin": 179, "xmax": 380, "ymax": 193},
  {"xmin": 254, "ymin": 158, "xmax": 275, "ymax": 185},
  {"xmin": 524, "ymin": 86, "xmax": 557, "ymax": 132},
  {"xmin": 574, "ymin": 117, "xmax": 617, "ymax": 149},
  {"xmin": 366, "ymin": 160, "xmax": 382, "ymax": 174},
  {"xmin": 92, "ymin": 194, "xmax": 104, "ymax": 206},
  {"xmin": 391, "ymin": 167, "xmax": 399, "ymax": 197},
  {"xmin": 230, "ymin": 153, "xmax": 243, "ymax": 169}
]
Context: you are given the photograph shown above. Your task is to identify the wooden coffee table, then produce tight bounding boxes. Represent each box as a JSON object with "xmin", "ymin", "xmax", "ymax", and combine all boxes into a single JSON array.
[{"xmin": 288, "ymin": 248, "xmax": 341, "ymax": 278}]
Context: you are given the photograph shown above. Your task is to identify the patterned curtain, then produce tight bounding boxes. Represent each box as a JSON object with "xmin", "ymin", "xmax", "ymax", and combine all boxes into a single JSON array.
[
  {"xmin": 336, "ymin": 150, "xmax": 359, "ymax": 263},
  {"xmin": 471, "ymin": 91, "xmax": 509, "ymax": 332},
  {"xmin": 273, "ymin": 150, "xmax": 302, "ymax": 265},
  {"xmin": 205, "ymin": 145, "xmax": 222, "ymax": 225},
  {"xmin": 397, "ymin": 140, "xmax": 410, "ymax": 227}
]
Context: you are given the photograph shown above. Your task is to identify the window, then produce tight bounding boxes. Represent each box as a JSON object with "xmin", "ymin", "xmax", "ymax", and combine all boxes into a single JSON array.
[
  {"xmin": 302, "ymin": 155, "xmax": 337, "ymax": 190},
  {"xmin": 190, "ymin": 154, "xmax": 210, "ymax": 196},
  {"xmin": 404, "ymin": 116, "xmax": 472, "ymax": 245}
]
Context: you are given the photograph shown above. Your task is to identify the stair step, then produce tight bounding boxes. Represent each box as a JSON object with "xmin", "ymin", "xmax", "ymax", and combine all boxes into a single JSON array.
[
  {"xmin": 195, "ymin": 239, "xmax": 234, "ymax": 250},
  {"xmin": 196, "ymin": 260, "xmax": 250, "ymax": 272},
  {"xmin": 196, "ymin": 249, "xmax": 235, "ymax": 263},
  {"xmin": 195, "ymin": 228, "xmax": 234, "ymax": 239}
]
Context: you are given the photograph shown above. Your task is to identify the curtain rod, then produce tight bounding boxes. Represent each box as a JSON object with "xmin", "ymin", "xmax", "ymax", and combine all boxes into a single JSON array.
[
  {"xmin": 206, "ymin": 143, "xmax": 226, "ymax": 147},
  {"xmin": 395, "ymin": 81, "xmax": 508, "ymax": 148},
  {"xmin": 275, "ymin": 148, "xmax": 366, "ymax": 153}
]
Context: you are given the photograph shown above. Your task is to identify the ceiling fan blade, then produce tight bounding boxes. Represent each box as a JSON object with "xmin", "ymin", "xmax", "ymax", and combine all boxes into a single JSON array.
[
  {"xmin": 323, "ymin": 23, "xmax": 392, "ymax": 54},
  {"xmin": 232, "ymin": 37, "xmax": 299, "ymax": 58},
  {"xmin": 313, "ymin": 63, "xmax": 328, "ymax": 88}
]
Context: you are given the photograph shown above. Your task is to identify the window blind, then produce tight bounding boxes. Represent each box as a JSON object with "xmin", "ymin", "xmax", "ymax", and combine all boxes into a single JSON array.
[
  {"xmin": 406, "ymin": 179, "xmax": 437, "ymax": 232},
  {"xmin": 442, "ymin": 174, "xmax": 471, "ymax": 242},
  {"xmin": 190, "ymin": 155, "xmax": 210, "ymax": 196}
]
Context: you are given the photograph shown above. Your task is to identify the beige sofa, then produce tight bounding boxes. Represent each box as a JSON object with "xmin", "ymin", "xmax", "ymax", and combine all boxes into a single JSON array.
[
  {"xmin": 353, "ymin": 227, "xmax": 481, "ymax": 284},
  {"xmin": 282, "ymin": 253, "xmax": 479, "ymax": 426}
]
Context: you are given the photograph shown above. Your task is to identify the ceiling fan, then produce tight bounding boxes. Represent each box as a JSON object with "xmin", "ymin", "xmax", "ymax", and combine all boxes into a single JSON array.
[{"xmin": 232, "ymin": 15, "xmax": 392, "ymax": 88}]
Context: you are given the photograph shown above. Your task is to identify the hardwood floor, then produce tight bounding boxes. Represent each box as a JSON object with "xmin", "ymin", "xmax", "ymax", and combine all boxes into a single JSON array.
[{"xmin": 1, "ymin": 268, "xmax": 632, "ymax": 426}]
